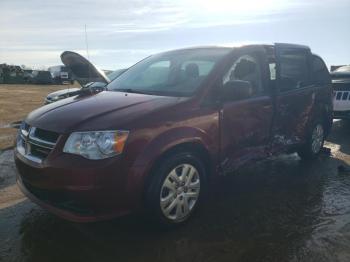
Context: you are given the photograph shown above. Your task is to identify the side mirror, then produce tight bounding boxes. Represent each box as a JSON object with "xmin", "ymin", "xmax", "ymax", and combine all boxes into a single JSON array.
[
  {"xmin": 220, "ymin": 80, "xmax": 253, "ymax": 102},
  {"xmin": 90, "ymin": 83, "xmax": 107, "ymax": 93},
  {"xmin": 82, "ymin": 82, "xmax": 107, "ymax": 92}
]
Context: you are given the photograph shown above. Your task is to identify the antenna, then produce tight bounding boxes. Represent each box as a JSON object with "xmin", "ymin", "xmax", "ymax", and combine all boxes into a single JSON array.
[
  {"xmin": 84, "ymin": 24, "xmax": 90, "ymax": 60},
  {"xmin": 84, "ymin": 24, "xmax": 92, "ymax": 87}
]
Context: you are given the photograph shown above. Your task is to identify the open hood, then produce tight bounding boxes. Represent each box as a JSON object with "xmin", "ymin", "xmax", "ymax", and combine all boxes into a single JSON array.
[{"xmin": 60, "ymin": 51, "xmax": 110, "ymax": 85}]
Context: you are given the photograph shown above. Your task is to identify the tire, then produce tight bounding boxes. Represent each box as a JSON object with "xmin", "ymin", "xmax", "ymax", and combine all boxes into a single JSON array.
[
  {"xmin": 298, "ymin": 120, "xmax": 325, "ymax": 161},
  {"xmin": 145, "ymin": 152, "xmax": 206, "ymax": 227}
]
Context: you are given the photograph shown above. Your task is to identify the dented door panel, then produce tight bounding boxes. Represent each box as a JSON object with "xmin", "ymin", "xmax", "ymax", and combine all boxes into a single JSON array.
[
  {"xmin": 272, "ymin": 87, "xmax": 315, "ymax": 149},
  {"xmin": 271, "ymin": 44, "xmax": 314, "ymax": 151},
  {"xmin": 220, "ymin": 95, "xmax": 273, "ymax": 172}
]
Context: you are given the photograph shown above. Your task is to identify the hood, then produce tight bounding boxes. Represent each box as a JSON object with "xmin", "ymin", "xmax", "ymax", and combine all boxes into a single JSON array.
[
  {"xmin": 26, "ymin": 91, "xmax": 183, "ymax": 133},
  {"xmin": 47, "ymin": 88, "xmax": 81, "ymax": 98},
  {"xmin": 332, "ymin": 78, "xmax": 350, "ymax": 84},
  {"xmin": 331, "ymin": 72, "xmax": 350, "ymax": 77},
  {"xmin": 61, "ymin": 51, "xmax": 110, "ymax": 85},
  {"xmin": 331, "ymin": 69, "xmax": 350, "ymax": 81}
]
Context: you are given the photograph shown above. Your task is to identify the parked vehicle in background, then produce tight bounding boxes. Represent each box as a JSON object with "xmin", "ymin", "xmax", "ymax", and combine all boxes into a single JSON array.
[
  {"xmin": 0, "ymin": 64, "xmax": 25, "ymax": 84},
  {"xmin": 45, "ymin": 68, "xmax": 127, "ymax": 104},
  {"xmin": 331, "ymin": 65, "xmax": 350, "ymax": 79},
  {"xmin": 15, "ymin": 44, "xmax": 333, "ymax": 226},
  {"xmin": 48, "ymin": 65, "xmax": 74, "ymax": 84},
  {"xmin": 331, "ymin": 65, "xmax": 350, "ymax": 119},
  {"xmin": 28, "ymin": 70, "xmax": 53, "ymax": 84},
  {"xmin": 23, "ymin": 69, "xmax": 33, "ymax": 83}
]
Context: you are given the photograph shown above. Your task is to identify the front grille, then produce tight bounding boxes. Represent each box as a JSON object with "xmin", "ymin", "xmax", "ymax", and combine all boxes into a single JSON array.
[
  {"xmin": 333, "ymin": 81, "xmax": 350, "ymax": 91},
  {"xmin": 30, "ymin": 143, "xmax": 52, "ymax": 159},
  {"xmin": 32, "ymin": 127, "xmax": 59, "ymax": 144},
  {"xmin": 334, "ymin": 91, "xmax": 350, "ymax": 101},
  {"xmin": 17, "ymin": 123, "xmax": 60, "ymax": 163}
]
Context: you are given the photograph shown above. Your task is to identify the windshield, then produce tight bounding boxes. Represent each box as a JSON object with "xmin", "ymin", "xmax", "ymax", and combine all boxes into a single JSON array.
[
  {"xmin": 107, "ymin": 48, "xmax": 231, "ymax": 97},
  {"xmin": 107, "ymin": 68, "xmax": 127, "ymax": 81},
  {"xmin": 83, "ymin": 69, "xmax": 127, "ymax": 89}
]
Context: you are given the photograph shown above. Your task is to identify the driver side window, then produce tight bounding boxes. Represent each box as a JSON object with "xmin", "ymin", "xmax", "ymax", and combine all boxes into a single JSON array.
[{"xmin": 223, "ymin": 54, "xmax": 263, "ymax": 98}]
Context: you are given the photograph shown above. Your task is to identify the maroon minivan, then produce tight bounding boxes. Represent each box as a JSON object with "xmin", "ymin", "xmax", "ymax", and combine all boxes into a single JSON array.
[{"xmin": 15, "ymin": 43, "xmax": 333, "ymax": 226}]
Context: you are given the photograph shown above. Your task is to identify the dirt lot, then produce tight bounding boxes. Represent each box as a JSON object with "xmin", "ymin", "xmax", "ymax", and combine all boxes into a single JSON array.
[{"xmin": 0, "ymin": 84, "xmax": 79, "ymax": 150}]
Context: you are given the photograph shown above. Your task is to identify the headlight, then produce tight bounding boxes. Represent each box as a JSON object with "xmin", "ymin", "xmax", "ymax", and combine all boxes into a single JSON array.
[{"xmin": 63, "ymin": 130, "xmax": 129, "ymax": 160}]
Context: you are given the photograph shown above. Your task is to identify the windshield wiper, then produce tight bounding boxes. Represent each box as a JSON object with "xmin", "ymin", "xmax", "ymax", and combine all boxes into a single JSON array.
[{"xmin": 113, "ymin": 88, "xmax": 152, "ymax": 95}]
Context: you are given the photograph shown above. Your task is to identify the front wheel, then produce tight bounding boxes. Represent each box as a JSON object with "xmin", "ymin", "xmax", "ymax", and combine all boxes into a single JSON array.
[
  {"xmin": 145, "ymin": 152, "xmax": 206, "ymax": 227},
  {"xmin": 298, "ymin": 121, "xmax": 325, "ymax": 160}
]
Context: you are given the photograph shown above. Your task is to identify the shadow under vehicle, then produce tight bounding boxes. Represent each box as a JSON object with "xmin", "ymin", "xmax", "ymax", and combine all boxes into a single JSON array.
[{"xmin": 15, "ymin": 43, "xmax": 333, "ymax": 227}]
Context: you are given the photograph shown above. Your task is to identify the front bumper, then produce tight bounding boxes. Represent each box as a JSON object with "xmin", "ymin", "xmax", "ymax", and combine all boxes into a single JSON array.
[{"xmin": 15, "ymin": 149, "xmax": 145, "ymax": 222}]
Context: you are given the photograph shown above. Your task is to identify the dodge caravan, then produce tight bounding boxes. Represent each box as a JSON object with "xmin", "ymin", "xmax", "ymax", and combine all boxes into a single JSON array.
[{"xmin": 15, "ymin": 43, "xmax": 333, "ymax": 226}]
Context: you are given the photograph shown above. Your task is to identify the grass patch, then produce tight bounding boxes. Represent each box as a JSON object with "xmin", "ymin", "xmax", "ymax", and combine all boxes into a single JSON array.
[{"xmin": 0, "ymin": 84, "xmax": 79, "ymax": 149}]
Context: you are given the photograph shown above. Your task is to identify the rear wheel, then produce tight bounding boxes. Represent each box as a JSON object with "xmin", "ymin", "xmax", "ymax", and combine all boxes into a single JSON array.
[
  {"xmin": 298, "ymin": 121, "xmax": 325, "ymax": 160},
  {"xmin": 146, "ymin": 152, "xmax": 206, "ymax": 227}
]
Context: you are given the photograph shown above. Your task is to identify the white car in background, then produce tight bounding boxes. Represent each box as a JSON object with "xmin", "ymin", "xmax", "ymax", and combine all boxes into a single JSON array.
[
  {"xmin": 45, "ymin": 68, "xmax": 127, "ymax": 104},
  {"xmin": 331, "ymin": 66, "xmax": 350, "ymax": 120}
]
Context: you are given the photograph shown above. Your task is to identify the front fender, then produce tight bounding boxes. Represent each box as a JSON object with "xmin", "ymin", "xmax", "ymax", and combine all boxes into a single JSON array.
[
  {"xmin": 135, "ymin": 126, "xmax": 216, "ymax": 171},
  {"xmin": 124, "ymin": 126, "xmax": 218, "ymax": 204}
]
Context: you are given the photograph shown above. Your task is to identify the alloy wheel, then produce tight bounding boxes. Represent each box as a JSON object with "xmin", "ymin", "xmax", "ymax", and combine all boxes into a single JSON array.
[
  {"xmin": 160, "ymin": 164, "xmax": 200, "ymax": 221},
  {"xmin": 311, "ymin": 124, "xmax": 324, "ymax": 154}
]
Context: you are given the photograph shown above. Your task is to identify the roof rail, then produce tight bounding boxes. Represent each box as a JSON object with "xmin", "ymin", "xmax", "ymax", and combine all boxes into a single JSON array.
[{"xmin": 275, "ymin": 43, "xmax": 311, "ymax": 50}]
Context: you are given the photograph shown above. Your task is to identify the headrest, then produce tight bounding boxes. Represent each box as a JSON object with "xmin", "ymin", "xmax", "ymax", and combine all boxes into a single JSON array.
[
  {"xmin": 234, "ymin": 59, "xmax": 256, "ymax": 79},
  {"xmin": 185, "ymin": 63, "xmax": 199, "ymax": 78}
]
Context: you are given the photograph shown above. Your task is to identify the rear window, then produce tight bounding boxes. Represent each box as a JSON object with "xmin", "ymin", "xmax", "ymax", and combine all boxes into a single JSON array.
[{"xmin": 312, "ymin": 55, "xmax": 331, "ymax": 85}]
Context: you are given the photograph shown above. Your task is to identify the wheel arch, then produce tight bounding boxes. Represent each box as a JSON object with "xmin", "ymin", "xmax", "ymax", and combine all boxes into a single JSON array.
[
  {"xmin": 127, "ymin": 126, "xmax": 218, "ymax": 208},
  {"xmin": 306, "ymin": 94, "xmax": 332, "ymax": 139},
  {"xmin": 148, "ymin": 141, "xmax": 212, "ymax": 178},
  {"xmin": 141, "ymin": 140, "xmax": 213, "ymax": 206}
]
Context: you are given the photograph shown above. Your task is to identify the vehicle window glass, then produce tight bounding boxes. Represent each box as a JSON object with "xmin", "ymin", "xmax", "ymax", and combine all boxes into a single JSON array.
[
  {"xmin": 223, "ymin": 54, "xmax": 263, "ymax": 98},
  {"xmin": 279, "ymin": 49, "xmax": 309, "ymax": 92},
  {"xmin": 131, "ymin": 61, "xmax": 170, "ymax": 88},
  {"xmin": 108, "ymin": 48, "xmax": 231, "ymax": 97},
  {"xmin": 312, "ymin": 55, "xmax": 331, "ymax": 84},
  {"xmin": 181, "ymin": 61, "xmax": 215, "ymax": 76}
]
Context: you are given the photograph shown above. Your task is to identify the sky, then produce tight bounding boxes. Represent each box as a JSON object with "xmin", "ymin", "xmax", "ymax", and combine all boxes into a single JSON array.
[{"xmin": 1, "ymin": 0, "xmax": 349, "ymax": 70}]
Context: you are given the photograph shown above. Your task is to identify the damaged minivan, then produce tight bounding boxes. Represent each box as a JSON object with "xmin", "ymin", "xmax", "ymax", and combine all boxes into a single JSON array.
[{"xmin": 15, "ymin": 43, "xmax": 333, "ymax": 226}]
